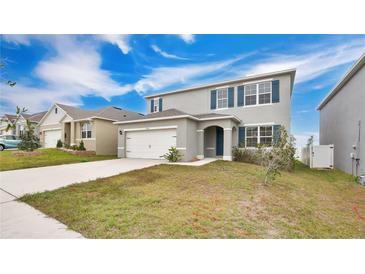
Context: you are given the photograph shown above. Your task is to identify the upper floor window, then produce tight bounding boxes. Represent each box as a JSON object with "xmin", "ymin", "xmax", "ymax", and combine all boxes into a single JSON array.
[
  {"xmin": 245, "ymin": 84, "xmax": 257, "ymax": 105},
  {"xmin": 245, "ymin": 125, "xmax": 273, "ymax": 147},
  {"xmin": 245, "ymin": 81, "xmax": 272, "ymax": 106},
  {"xmin": 153, "ymin": 98, "xmax": 159, "ymax": 113},
  {"xmin": 258, "ymin": 82, "xmax": 271, "ymax": 104},
  {"xmin": 55, "ymin": 107, "xmax": 58, "ymax": 114},
  {"xmin": 81, "ymin": 122, "xmax": 92, "ymax": 139},
  {"xmin": 217, "ymin": 88, "xmax": 228, "ymax": 109}
]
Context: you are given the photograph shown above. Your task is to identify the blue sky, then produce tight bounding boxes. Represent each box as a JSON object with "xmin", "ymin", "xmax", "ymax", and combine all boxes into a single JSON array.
[{"xmin": 1, "ymin": 34, "xmax": 364, "ymax": 146}]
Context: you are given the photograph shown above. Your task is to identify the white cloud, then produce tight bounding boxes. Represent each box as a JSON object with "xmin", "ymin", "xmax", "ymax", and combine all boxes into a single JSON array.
[
  {"xmin": 1, "ymin": 36, "xmax": 132, "ymax": 112},
  {"xmin": 134, "ymin": 56, "xmax": 243, "ymax": 94},
  {"xmin": 242, "ymin": 38, "xmax": 365, "ymax": 84},
  {"xmin": 177, "ymin": 34, "xmax": 195, "ymax": 44},
  {"xmin": 98, "ymin": 34, "xmax": 131, "ymax": 54},
  {"xmin": 2, "ymin": 35, "xmax": 31, "ymax": 46},
  {"xmin": 150, "ymin": 44, "xmax": 188, "ymax": 60}
]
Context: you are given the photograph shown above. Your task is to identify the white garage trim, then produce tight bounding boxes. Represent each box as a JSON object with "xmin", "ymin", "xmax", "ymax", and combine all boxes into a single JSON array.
[
  {"xmin": 124, "ymin": 125, "xmax": 177, "ymax": 132},
  {"xmin": 42, "ymin": 127, "xmax": 61, "ymax": 131}
]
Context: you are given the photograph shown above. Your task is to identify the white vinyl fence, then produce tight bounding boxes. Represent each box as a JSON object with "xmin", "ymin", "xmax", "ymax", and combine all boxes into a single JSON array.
[{"xmin": 301, "ymin": 145, "xmax": 334, "ymax": 169}]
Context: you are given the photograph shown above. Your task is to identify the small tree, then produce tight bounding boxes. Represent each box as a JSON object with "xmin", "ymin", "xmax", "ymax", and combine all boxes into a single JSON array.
[
  {"xmin": 78, "ymin": 140, "xmax": 86, "ymax": 151},
  {"xmin": 261, "ymin": 127, "xmax": 296, "ymax": 184},
  {"xmin": 162, "ymin": 147, "xmax": 182, "ymax": 162},
  {"xmin": 17, "ymin": 120, "xmax": 39, "ymax": 151},
  {"xmin": 56, "ymin": 139, "xmax": 63, "ymax": 148}
]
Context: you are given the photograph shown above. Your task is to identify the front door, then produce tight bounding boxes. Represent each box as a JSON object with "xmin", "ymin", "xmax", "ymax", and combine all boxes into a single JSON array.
[{"xmin": 216, "ymin": 127, "xmax": 223, "ymax": 156}]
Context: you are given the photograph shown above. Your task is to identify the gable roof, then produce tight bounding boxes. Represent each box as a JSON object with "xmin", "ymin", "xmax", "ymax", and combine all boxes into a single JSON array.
[
  {"xmin": 2, "ymin": 114, "xmax": 17, "ymax": 122},
  {"xmin": 145, "ymin": 68, "xmax": 296, "ymax": 99},
  {"xmin": 27, "ymin": 111, "xmax": 48, "ymax": 123},
  {"xmin": 317, "ymin": 53, "xmax": 365, "ymax": 110},
  {"xmin": 41, "ymin": 103, "xmax": 144, "ymax": 123}
]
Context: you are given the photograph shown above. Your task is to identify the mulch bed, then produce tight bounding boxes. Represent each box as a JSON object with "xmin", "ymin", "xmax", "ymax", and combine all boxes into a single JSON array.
[
  {"xmin": 58, "ymin": 148, "xmax": 96, "ymax": 156},
  {"xmin": 12, "ymin": 151, "xmax": 42, "ymax": 157}
]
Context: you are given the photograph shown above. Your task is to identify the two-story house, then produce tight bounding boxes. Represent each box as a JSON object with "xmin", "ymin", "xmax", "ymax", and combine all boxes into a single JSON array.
[
  {"xmin": 317, "ymin": 53, "xmax": 364, "ymax": 176},
  {"xmin": 115, "ymin": 69, "xmax": 296, "ymax": 161}
]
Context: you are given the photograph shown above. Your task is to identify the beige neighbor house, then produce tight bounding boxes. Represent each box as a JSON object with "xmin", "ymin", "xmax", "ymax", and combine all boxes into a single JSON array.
[
  {"xmin": 115, "ymin": 69, "xmax": 296, "ymax": 161},
  {"xmin": 0, "ymin": 112, "xmax": 47, "ymax": 137},
  {"xmin": 38, "ymin": 103, "xmax": 143, "ymax": 155}
]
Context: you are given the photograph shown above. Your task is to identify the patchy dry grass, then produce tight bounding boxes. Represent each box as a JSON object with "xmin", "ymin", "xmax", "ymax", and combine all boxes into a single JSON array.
[
  {"xmin": 0, "ymin": 149, "xmax": 116, "ymax": 171},
  {"xmin": 21, "ymin": 161, "xmax": 365, "ymax": 238}
]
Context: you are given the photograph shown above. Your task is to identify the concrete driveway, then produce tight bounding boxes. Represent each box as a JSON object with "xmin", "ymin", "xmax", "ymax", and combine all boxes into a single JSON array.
[{"xmin": 0, "ymin": 158, "xmax": 164, "ymax": 238}]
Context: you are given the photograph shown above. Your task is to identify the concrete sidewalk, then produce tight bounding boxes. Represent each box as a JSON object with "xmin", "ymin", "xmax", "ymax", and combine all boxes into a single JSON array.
[
  {"xmin": 0, "ymin": 200, "xmax": 83, "ymax": 239},
  {"xmin": 0, "ymin": 158, "xmax": 164, "ymax": 238}
]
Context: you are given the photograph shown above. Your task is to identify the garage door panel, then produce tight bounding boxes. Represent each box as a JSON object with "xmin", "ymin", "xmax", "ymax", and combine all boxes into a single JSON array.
[
  {"xmin": 126, "ymin": 128, "xmax": 176, "ymax": 159},
  {"xmin": 44, "ymin": 130, "xmax": 61, "ymax": 148}
]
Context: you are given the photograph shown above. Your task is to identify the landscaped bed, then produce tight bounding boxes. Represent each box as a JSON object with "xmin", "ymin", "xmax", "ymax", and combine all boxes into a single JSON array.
[
  {"xmin": 0, "ymin": 148, "xmax": 116, "ymax": 171},
  {"xmin": 21, "ymin": 161, "xmax": 365, "ymax": 238}
]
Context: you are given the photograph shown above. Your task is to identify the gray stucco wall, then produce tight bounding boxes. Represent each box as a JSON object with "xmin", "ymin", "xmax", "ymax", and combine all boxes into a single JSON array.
[
  {"xmin": 146, "ymin": 74, "xmax": 292, "ymax": 132},
  {"xmin": 319, "ymin": 65, "xmax": 365, "ymax": 175}
]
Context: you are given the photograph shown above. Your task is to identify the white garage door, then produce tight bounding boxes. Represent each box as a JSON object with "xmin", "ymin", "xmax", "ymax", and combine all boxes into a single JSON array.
[
  {"xmin": 44, "ymin": 129, "xmax": 61, "ymax": 148},
  {"xmin": 126, "ymin": 128, "xmax": 177, "ymax": 159}
]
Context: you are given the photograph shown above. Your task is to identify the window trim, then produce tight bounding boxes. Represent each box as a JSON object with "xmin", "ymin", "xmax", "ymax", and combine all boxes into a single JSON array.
[
  {"xmin": 81, "ymin": 122, "xmax": 92, "ymax": 139},
  {"xmin": 216, "ymin": 87, "xmax": 229, "ymax": 110},
  {"xmin": 243, "ymin": 81, "xmax": 273, "ymax": 107},
  {"xmin": 245, "ymin": 125, "xmax": 274, "ymax": 148}
]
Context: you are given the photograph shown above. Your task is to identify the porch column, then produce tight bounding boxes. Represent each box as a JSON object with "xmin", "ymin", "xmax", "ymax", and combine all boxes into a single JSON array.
[
  {"xmin": 61, "ymin": 123, "xmax": 66, "ymax": 143},
  {"xmin": 197, "ymin": 129, "xmax": 204, "ymax": 159},
  {"xmin": 70, "ymin": 121, "xmax": 76, "ymax": 146},
  {"xmin": 223, "ymin": 128, "xmax": 232, "ymax": 161}
]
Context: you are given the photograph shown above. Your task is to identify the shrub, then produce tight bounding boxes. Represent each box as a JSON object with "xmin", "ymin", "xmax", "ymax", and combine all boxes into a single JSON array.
[
  {"xmin": 162, "ymin": 147, "xmax": 182, "ymax": 162},
  {"xmin": 78, "ymin": 140, "xmax": 86, "ymax": 151},
  {"xmin": 232, "ymin": 147, "xmax": 261, "ymax": 164},
  {"xmin": 56, "ymin": 139, "xmax": 63, "ymax": 148},
  {"xmin": 17, "ymin": 120, "xmax": 40, "ymax": 151},
  {"xmin": 71, "ymin": 145, "xmax": 79, "ymax": 151}
]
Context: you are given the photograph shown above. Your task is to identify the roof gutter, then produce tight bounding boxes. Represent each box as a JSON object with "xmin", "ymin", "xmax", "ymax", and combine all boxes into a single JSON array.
[{"xmin": 113, "ymin": 114, "xmax": 241, "ymax": 125}]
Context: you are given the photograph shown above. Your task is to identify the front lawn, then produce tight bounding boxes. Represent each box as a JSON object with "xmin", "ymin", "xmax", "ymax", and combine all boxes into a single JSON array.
[
  {"xmin": 0, "ymin": 149, "xmax": 116, "ymax": 171},
  {"xmin": 21, "ymin": 161, "xmax": 365, "ymax": 238}
]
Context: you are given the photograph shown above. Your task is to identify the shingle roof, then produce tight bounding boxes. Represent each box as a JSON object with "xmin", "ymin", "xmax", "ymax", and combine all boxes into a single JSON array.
[
  {"xmin": 27, "ymin": 111, "xmax": 47, "ymax": 122},
  {"xmin": 116, "ymin": 108, "xmax": 240, "ymax": 124},
  {"xmin": 3, "ymin": 114, "xmax": 17, "ymax": 122},
  {"xmin": 56, "ymin": 103, "xmax": 143, "ymax": 122}
]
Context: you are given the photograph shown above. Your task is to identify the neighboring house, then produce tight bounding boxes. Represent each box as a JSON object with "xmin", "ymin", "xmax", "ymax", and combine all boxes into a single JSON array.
[
  {"xmin": 0, "ymin": 112, "xmax": 46, "ymax": 137},
  {"xmin": 0, "ymin": 114, "xmax": 17, "ymax": 135},
  {"xmin": 317, "ymin": 53, "xmax": 365, "ymax": 176},
  {"xmin": 38, "ymin": 103, "xmax": 143, "ymax": 155},
  {"xmin": 115, "ymin": 69, "xmax": 296, "ymax": 161}
]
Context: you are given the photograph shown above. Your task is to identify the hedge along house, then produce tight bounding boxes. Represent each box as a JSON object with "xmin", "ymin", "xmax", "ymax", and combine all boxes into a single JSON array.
[
  {"xmin": 38, "ymin": 103, "xmax": 143, "ymax": 155},
  {"xmin": 115, "ymin": 69, "xmax": 296, "ymax": 161}
]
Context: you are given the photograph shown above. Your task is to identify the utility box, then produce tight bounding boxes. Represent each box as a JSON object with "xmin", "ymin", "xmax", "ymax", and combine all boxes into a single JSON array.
[{"xmin": 302, "ymin": 145, "xmax": 334, "ymax": 169}]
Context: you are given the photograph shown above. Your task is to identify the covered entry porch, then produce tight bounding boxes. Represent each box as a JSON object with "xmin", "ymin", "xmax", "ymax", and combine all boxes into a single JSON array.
[{"xmin": 196, "ymin": 118, "xmax": 239, "ymax": 161}]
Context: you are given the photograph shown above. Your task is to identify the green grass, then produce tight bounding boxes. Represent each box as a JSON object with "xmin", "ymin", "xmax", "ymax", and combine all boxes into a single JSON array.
[
  {"xmin": 0, "ymin": 149, "xmax": 116, "ymax": 171},
  {"xmin": 21, "ymin": 161, "xmax": 365, "ymax": 238}
]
